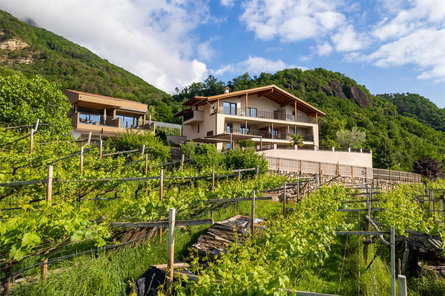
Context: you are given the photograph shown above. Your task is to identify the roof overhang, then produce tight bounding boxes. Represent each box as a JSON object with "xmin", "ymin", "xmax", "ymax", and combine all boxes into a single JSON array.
[
  {"xmin": 181, "ymin": 85, "xmax": 325, "ymax": 117},
  {"xmin": 193, "ymin": 132, "xmax": 262, "ymax": 143}
]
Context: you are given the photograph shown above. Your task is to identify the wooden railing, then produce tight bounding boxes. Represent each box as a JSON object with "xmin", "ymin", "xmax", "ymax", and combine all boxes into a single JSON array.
[{"xmin": 265, "ymin": 156, "xmax": 421, "ymax": 183}]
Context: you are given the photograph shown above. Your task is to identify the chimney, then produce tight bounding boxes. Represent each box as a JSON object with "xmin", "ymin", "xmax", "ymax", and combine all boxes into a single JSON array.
[{"xmin": 224, "ymin": 87, "xmax": 230, "ymax": 94}]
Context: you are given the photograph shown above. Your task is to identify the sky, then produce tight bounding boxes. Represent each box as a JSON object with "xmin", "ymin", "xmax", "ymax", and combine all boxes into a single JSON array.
[{"xmin": 1, "ymin": 0, "xmax": 445, "ymax": 107}]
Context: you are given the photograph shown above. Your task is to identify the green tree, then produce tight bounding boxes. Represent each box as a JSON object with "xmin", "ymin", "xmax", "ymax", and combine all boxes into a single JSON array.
[
  {"xmin": 335, "ymin": 127, "xmax": 366, "ymax": 149},
  {"xmin": 0, "ymin": 74, "xmax": 72, "ymax": 134}
]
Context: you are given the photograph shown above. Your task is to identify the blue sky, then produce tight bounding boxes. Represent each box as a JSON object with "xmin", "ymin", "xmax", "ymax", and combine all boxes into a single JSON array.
[{"xmin": 1, "ymin": 0, "xmax": 445, "ymax": 107}]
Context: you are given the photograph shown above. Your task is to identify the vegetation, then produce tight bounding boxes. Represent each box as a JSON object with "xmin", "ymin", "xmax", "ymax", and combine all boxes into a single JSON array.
[
  {"xmin": 413, "ymin": 158, "xmax": 443, "ymax": 180},
  {"xmin": 290, "ymin": 134, "xmax": 304, "ymax": 148},
  {"xmin": 336, "ymin": 127, "xmax": 366, "ymax": 149}
]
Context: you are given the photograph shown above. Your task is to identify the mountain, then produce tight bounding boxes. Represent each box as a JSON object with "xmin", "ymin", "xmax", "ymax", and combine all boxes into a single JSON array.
[
  {"xmin": 0, "ymin": 10, "xmax": 181, "ymax": 123},
  {"xmin": 174, "ymin": 69, "xmax": 445, "ymax": 171}
]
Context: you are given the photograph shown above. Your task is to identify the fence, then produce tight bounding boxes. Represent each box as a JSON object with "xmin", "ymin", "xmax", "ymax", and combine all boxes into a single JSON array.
[{"xmin": 265, "ymin": 156, "xmax": 421, "ymax": 183}]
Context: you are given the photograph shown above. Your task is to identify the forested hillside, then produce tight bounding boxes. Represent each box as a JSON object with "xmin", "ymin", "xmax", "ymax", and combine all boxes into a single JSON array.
[
  {"xmin": 174, "ymin": 70, "xmax": 445, "ymax": 171},
  {"xmin": 0, "ymin": 10, "xmax": 181, "ymax": 122}
]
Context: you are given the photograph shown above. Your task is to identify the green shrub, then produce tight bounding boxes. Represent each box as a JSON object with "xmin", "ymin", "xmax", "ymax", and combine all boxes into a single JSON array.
[
  {"xmin": 192, "ymin": 143, "xmax": 224, "ymax": 170},
  {"xmin": 224, "ymin": 148, "xmax": 268, "ymax": 173},
  {"xmin": 105, "ymin": 130, "xmax": 170, "ymax": 161},
  {"xmin": 237, "ymin": 138, "xmax": 256, "ymax": 148}
]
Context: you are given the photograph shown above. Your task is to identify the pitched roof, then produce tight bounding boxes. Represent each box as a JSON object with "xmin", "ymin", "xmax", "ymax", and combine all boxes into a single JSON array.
[{"xmin": 182, "ymin": 85, "xmax": 325, "ymax": 116}]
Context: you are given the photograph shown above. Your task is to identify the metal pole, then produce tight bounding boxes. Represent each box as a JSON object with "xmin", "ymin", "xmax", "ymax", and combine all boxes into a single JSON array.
[
  {"xmin": 283, "ymin": 183, "xmax": 287, "ymax": 217},
  {"xmin": 167, "ymin": 208, "xmax": 176, "ymax": 295},
  {"xmin": 251, "ymin": 190, "xmax": 255, "ymax": 235},
  {"xmin": 160, "ymin": 169, "xmax": 164, "ymax": 200},
  {"xmin": 391, "ymin": 226, "xmax": 396, "ymax": 296},
  {"xmin": 80, "ymin": 146, "xmax": 84, "ymax": 174}
]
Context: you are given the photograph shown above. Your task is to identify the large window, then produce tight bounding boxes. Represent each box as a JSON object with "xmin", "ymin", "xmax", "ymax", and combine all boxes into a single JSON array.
[
  {"xmin": 223, "ymin": 102, "xmax": 237, "ymax": 115},
  {"xmin": 116, "ymin": 115, "xmax": 139, "ymax": 128},
  {"xmin": 240, "ymin": 124, "xmax": 250, "ymax": 135},
  {"xmin": 226, "ymin": 122, "xmax": 233, "ymax": 133},
  {"xmin": 78, "ymin": 109, "xmax": 101, "ymax": 125},
  {"xmin": 247, "ymin": 107, "xmax": 257, "ymax": 117}
]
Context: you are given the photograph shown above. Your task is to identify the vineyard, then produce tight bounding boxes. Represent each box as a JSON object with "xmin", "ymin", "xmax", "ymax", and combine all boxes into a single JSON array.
[{"xmin": 0, "ymin": 125, "xmax": 445, "ymax": 295}]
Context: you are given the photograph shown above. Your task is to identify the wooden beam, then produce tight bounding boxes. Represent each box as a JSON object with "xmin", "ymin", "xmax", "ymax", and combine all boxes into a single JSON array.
[
  {"xmin": 217, "ymin": 99, "xmax": 220, "ymax": 113},
  {"xmin": 294, "ymin": 101, "xmax": 297, "ymax": 122},
  {"xmin": 245, "ymin": 93, "xmax": 248, "ymax": 116}
]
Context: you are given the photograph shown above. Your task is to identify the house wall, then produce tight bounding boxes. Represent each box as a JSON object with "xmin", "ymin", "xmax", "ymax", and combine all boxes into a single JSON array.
[{"xmin": 260, "ymin": 148, "xmax": 373, "ymax": 168}]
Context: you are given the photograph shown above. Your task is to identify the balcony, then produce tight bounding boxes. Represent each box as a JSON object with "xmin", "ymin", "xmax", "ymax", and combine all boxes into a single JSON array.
[
  {"xmin": 230, "ymin": 129, "xmax": 313, "ymax": 142},
  {"xmin": 71, "ymin": 112, "xmax": 150, "ymax": 134},
  {"xmin": 183, "ymin": 110, "xmax": 203, "ymax": 124},
  {"xmin": 219, "ymin": 108, "xmax": 315, "ymax": 124}
]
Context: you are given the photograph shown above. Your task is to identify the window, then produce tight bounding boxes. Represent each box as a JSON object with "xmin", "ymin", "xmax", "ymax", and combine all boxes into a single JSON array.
[
  {"xmin": 247, "ymin": 107, "xmax": 257, "ymax": 117},
  {"xmin": 240, "ymin": 125, "xmax": 250, "ymax": 135},
  {"xmin": 226, "ymin": 123, "xmax": 233, "ymax": 133},
  {"xmin": 227, "ymin": 142, "xmax": 231, "ymax": 150},
  {"xmin": 223, "ymin": 102, "xmax": 236, "ymax": 115},
  {"xmin": 197, "ymin": 124, "xmax": 200, "ymax": 133},
  {"xmin": 116, "ymin": 115, "xmax": 138, "ymax": 128},
  {"xmin": 78, "ymin": 110, "xmax": 101, "ymax": 125},
  {"xmin": 292, "ymin": 111, "xmax": 295, "ymax": 121}
]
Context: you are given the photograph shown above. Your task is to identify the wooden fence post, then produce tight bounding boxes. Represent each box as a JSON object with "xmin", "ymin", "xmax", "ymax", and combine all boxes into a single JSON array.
[
  {"xmin": 181, "ymin": 154, "xmax": 185, "ymax": 168},
  {"xmin": 30, "ymin": 129, "xmax": 34, "ymax": 154},
  {"xmin": 42, "ymin": 165, "xmax": 53, "ymax": 281},
  {"xmin": 399, "ymin": 171, "xmax": 401, "ymax": 182},
  {"xmin": 283, "ymin": 183, "xmax": 287, "ymax": 217},
  {"xmin": 389, "ymin": 169, "xmax": 391, "ymax": 182},
  {"xmin": 277, "ymin": 158, "xmax": 280, "ymax": 173},
  {"xmin": 167, "ymin": 208, "xmax": 176, "ymax": 295},
  {"xmin": 141, "ymin": 144, "xmax": 145, "ymax": 157},
  {"xmin": 378, "ymin": 169, "xmax": 381, "ymax": 182},
  {"xmin": 299, "ymin": 160, "xmax": 302, "ymax": 175},
  {"xmin": 160, "ymin": 169, "xmax": 164, "ymax": 200},
  {"xmin": 238, "ymin": 169, "xmax": 241, "ymax": 181},
  {"xmin": 398, "ymin": 275, "xmax": 407, "ymax": 296},
  {"xmin": 318, "ymin": 162, "xmax": 322, "ymax": 180},
  {"xmin": 251, "ymin": 190, "xmax": 255, "ymax": 235},
  {"xmin": 87, "ymin": 131, "xmax": 92, "ymax": 145},
  {"xmin": 34, "ymin": 118, "xmax": 40, "ymax": 131},
  {"xmin": 351, "ymin": 166, "xmax": 354, "ymax": 179},
  {"xmin": 336, "ymin": 163, "xmax": 339, "ymax": 176},
  {"xmin": 255, "ymin": 164, "xmax": 259, "ymax": 180},
  {"xmin": 145, "ymin": 154, "xmax": 148, "ymax": 175},
  {"xmin": 80, "ymin": 146, "xmax": 84, "ymax": 174},
  {"xmin": 297, "ymin": 178, "xmax": 300, "ymax": 201},
  {"xmin": 212, "ymin": 169, "xmax": 215, "ymax": 189},
  {"xmin": 99, "ymin": 140, "xmax": 103, "ymax": 159}
]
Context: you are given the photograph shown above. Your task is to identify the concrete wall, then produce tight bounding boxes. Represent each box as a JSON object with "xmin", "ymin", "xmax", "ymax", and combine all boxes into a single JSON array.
[{"xmin": 260, "ymin": 148, "xmax": 373, "ymax": 168}]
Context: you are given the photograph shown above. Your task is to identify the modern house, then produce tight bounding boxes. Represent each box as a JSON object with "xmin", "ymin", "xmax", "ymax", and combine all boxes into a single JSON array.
[
  {"xmin": 176, "ymin": 85, "xmax": 324, "ymax": 150},
  {"xmin": 176, "ymin": 85, "xmax": 373, "ymax": 168},
  {"xmin": 65, "ymin": 89, "xmax": 152, "ymax": 139}
]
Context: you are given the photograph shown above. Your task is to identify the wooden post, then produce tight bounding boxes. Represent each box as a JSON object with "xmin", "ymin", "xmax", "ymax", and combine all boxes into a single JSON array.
[
  {"xmin": 277, "ymin": 158, "xmax": 280, "ymax": 172},
  {"xmin": 351, "ymin": 166, "xmax": 354, "ymax": 179},
  {"xmin": 398, "ymin": 275, "xmax": 407, "ymax": 296},
  {"xmin": 336, "ymin": 163, "xmax": 339, "ymax": 176},
  {"xmin": 212, "ymin": 169, "xmax": 215, "ymax": 189},
  {"xmin": 318, "ymin": 162, "xmax": 322, "ymax": 183},
  {"xmin": 141, "ymin": 144, "xmax": 145, "ymax": 157},
  {"xmin": 80, "ymin": 146, "xmax": 84, "ymax": 174},
  {"xmin": 210, "ymin": 210, "xmax": 214, "ymax": 224},
  {"xmin": 238, "ymin": 169, "xmax": 241, "ymax": 181},
  {"xmin": 282, "ymin": 183, "xmax": 287, "ymax": 217},
  {"xmin": 87, "ymin": 131, "xmax": 92, "ymax": 145},
  {"xmin": 399, "ymin": 171, "xmax": 401, "ymax": 182},
  {"xmin": 181, "ymin": 154, "xmax": 185, "ymax": 168},
  {"xmin": 378, "ymin": 169, "xmax": 381, "ymax": 182},
  {"xmin": 160, "ymin": 169, "xmax": 164, "ymax": 200},
  {"xmin": 34, "ymin": 118, "xmax": 40, "ymax": 131},
  {"xmin": 99, "ymin": 140, "xmax": 103, "ymax": 159},
  {"xmin": 391, "ymin": 226, "xmax": 396, "ymax": 296},
  {"xmin": 145, "ymin": 154, "xmax": 148, "ymax": 175},
  {"xmin": 43, "ymin": 165, "xmax": 53, "ymax": 281},
  {"xmin": 251, "ymin": 190, "xmax": 255, "ymax": 235},
  {"xmin": 255, "ymin": 164, "xmax": 259, "ymax": 180},
  {"xmin": 167, "ymin": 208, "xmax": 176, "ymax": 295},
  {"xmin": 46, "ymin": 165, "xmax": 53, "ymax": 205},
  {"xmin": 299, "ymin": 160, "xmax": 302, "ymax": 175},
  {"xmin": 30, "ymin": 129, "xmax": 34, "ymax": 154},
  {"xmin": 297, "ymin": 178, "xmax": 300, "ymax": 201},
  {"xmin": 389, "ymin": 169, "xmax": 392, "ymax": 182},
  {"xmin": 432, "ymin": 190, "xmax": 436, "ymax": 222}
]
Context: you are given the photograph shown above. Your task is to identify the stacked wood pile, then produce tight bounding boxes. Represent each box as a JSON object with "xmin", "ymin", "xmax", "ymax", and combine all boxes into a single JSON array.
[{"xmin": 192, "ymin": 215, "xmax": 267, "ymax": 260}]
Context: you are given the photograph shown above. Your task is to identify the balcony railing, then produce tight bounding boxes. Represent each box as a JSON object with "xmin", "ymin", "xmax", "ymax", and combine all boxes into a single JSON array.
[
  {"xmin": 229, "ymin": 129, "xmax": 313, "ymax": 141},
  {"xmin": 73, "ymin": 113, "xmax": 147, "ymax": 130},
  {"xmin": 220, "ymin": 108, "xmax": 314, "ymax": 123}
]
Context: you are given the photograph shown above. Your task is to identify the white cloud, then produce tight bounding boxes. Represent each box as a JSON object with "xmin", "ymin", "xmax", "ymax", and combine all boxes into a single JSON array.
[
  {"xmin": 332, "ymin": 25, "xmax": 366, "ymax": 52},
  {"xmin": 220, "ymin": 0, "xmax": 236, "ymax": 7},
  {"xmin": 213, "ymin": 56, "xmax": 300, "ymax": 76},
  {"xmin": 197, "ymin": 39, "xmax": 217, "ymax": 62},
  {"xmin": 0, "ymin": 0, "xmax": 210, "ymax": 93},
  {"xmin": 240, "ymin": 0, "xmax": 348, "ymax": 42},
  {"xmin": 361, "ymin": 0, "xmax": 445, "ymax": 83},
  {"xmin": 316, "ymin": 41, "xmax": 333, "ymax": 56}
]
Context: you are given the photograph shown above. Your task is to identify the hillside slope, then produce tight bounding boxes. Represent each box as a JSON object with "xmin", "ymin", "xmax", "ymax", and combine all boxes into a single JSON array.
[
  {"xmin": 174, "ymin": 70, "xmax": 445, "ymax": 171},
  {"xmin": 0, "ymin": 10, "xmax": 181, "ymax": 122}
]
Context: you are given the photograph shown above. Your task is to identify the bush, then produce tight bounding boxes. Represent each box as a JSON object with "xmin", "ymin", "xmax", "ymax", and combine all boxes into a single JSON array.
[
  {"xmin": 237, "ymin": 139, "xmax": 255, "ymax": 148},
  {"xmin": 0, "ymin": 74, "xmax": 72, "ymax": 134},
  {"xmin": 105, "ymin": 130, "xmax": 170, "ymax": 161},
  {"xmin": 192, "ymin": 143, "xmax": 224, "ymax": 170},
  {"xmin": 224, "ymin": 148, "xmax": 268, "ymax": 173},
  {"xmin": 413, "ymin": 158, "xmax": 442, "ymax": 180}
]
